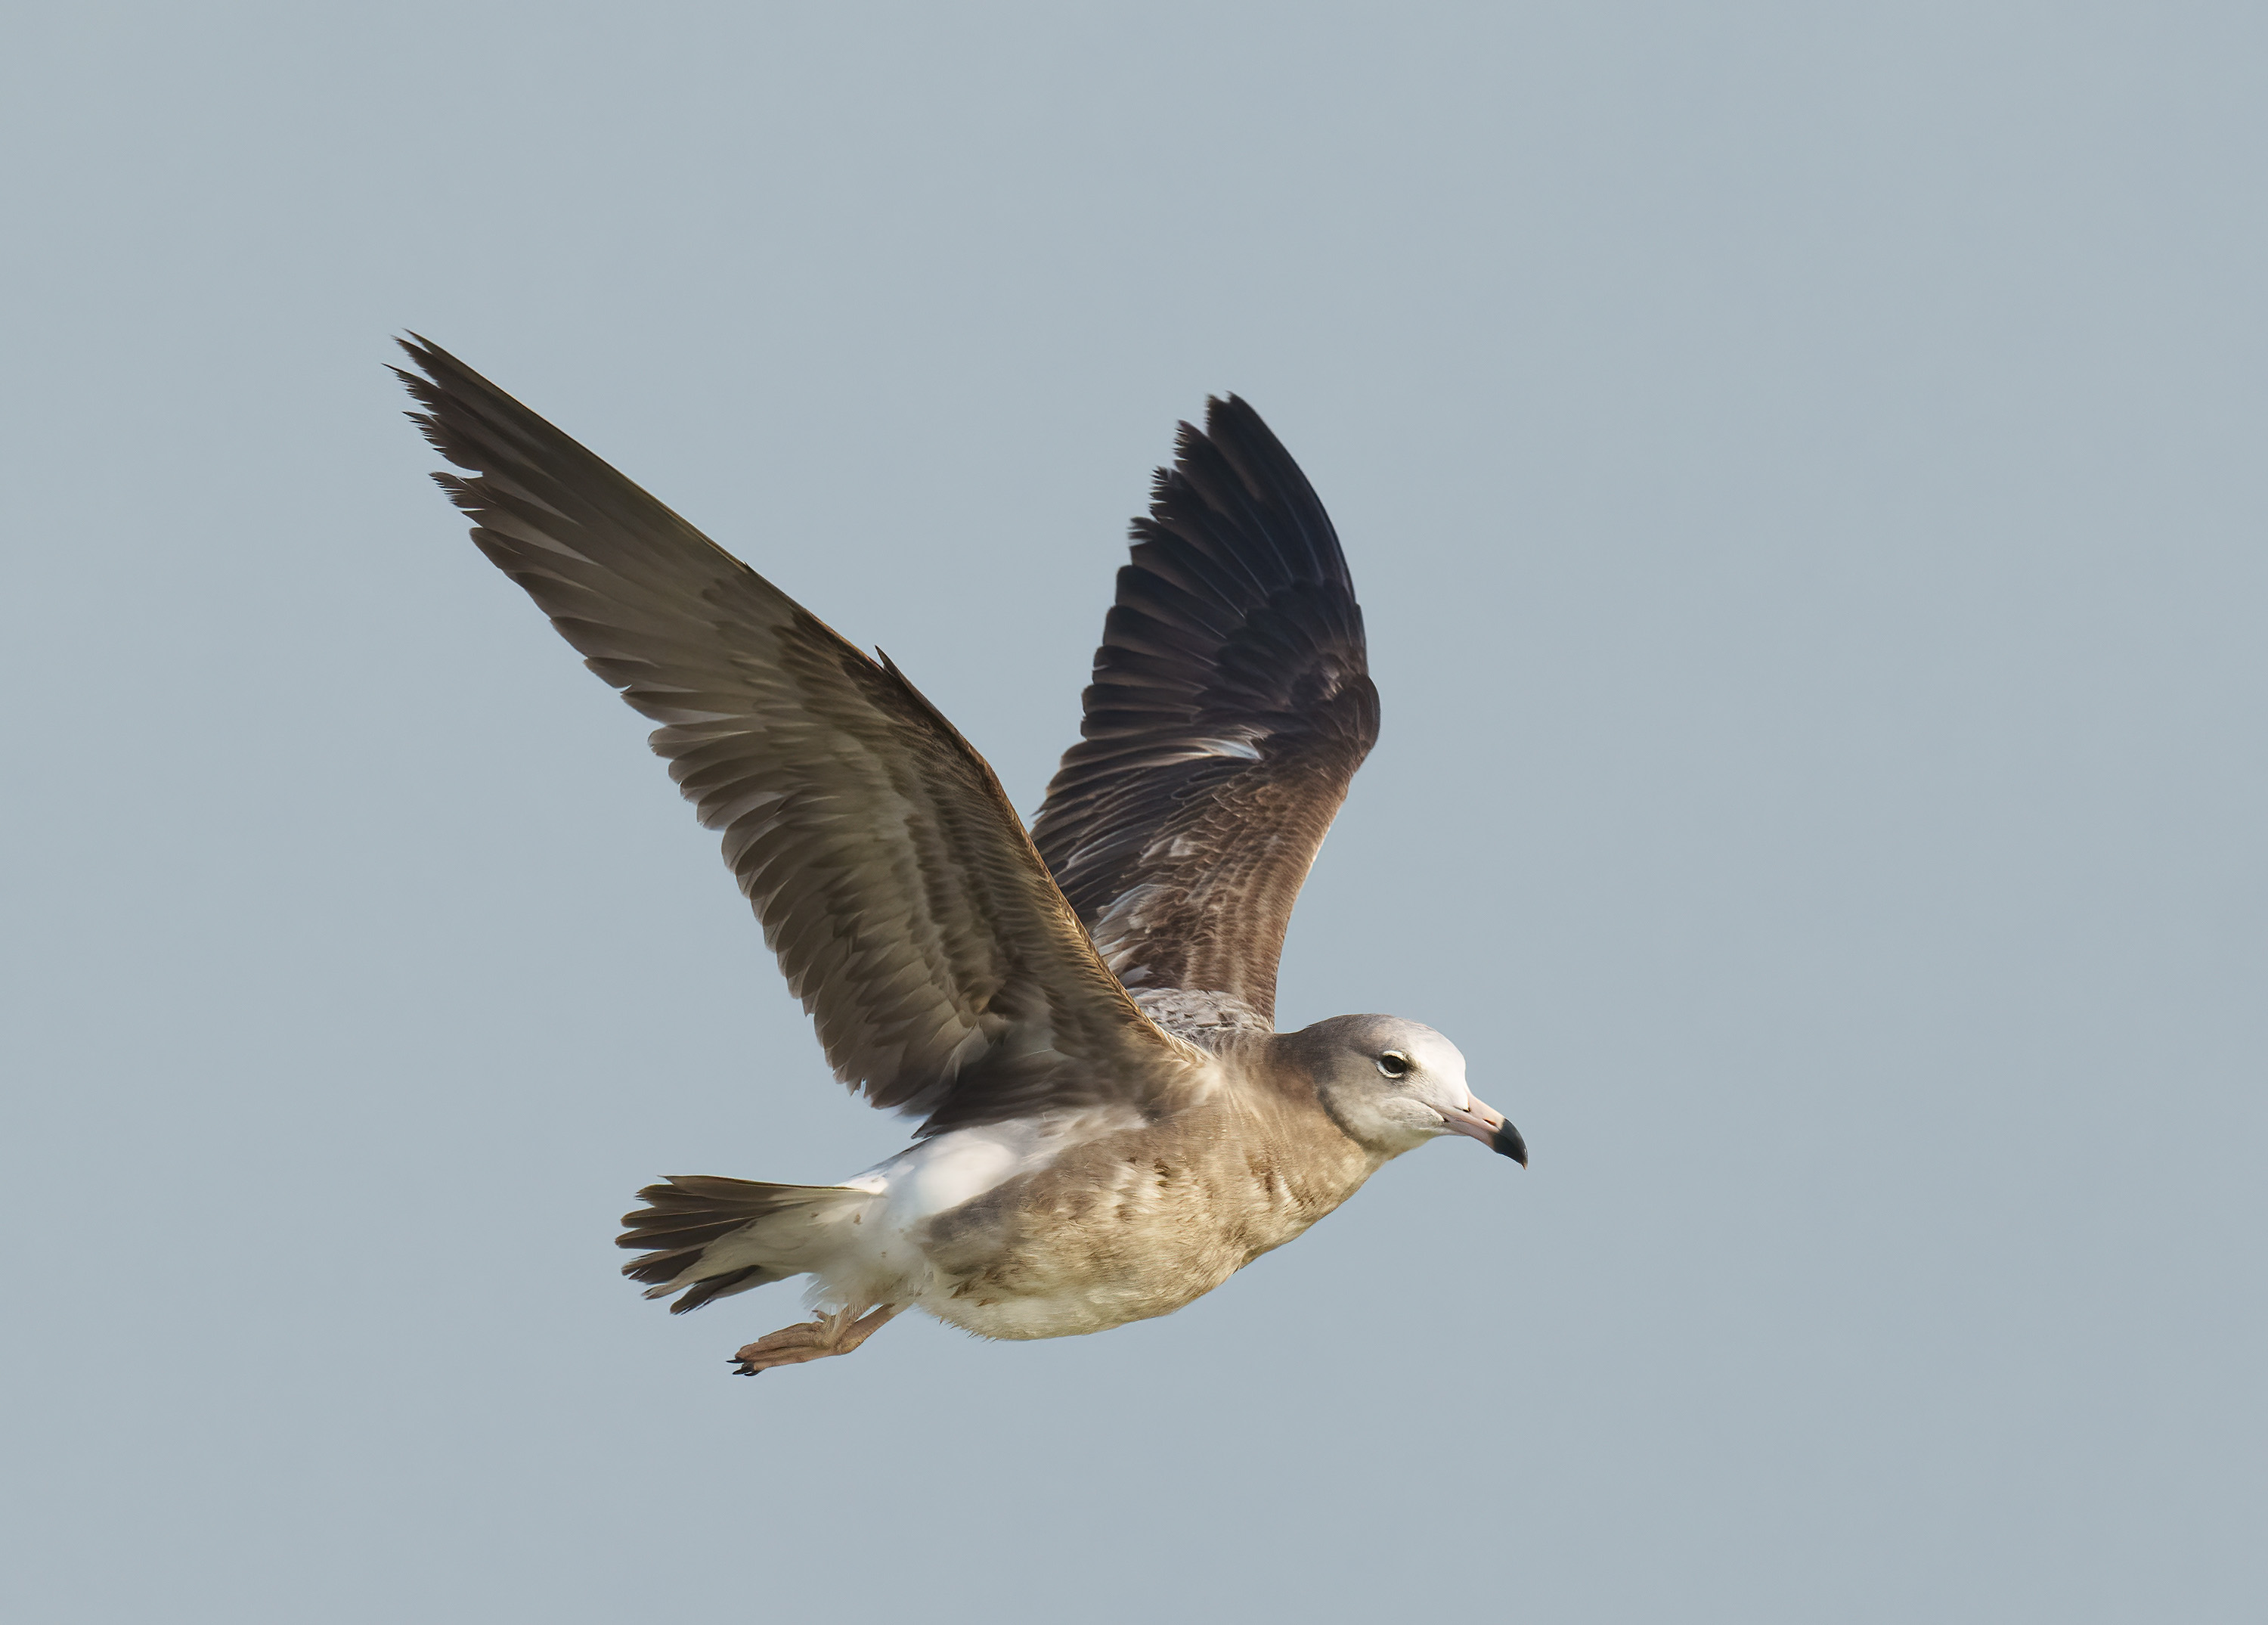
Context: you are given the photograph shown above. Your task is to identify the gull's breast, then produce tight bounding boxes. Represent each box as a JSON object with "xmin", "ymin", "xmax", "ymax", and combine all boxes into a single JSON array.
[{"xmin": 906, "ymin": 1109, "xmax": 1373, "ymax": 1340}]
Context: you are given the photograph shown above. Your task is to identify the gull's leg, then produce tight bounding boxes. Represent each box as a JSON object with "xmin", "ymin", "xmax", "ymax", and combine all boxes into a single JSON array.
[{"xmin": 730, "ymin": 1303, "xmax": 901, "ymax": 1376}]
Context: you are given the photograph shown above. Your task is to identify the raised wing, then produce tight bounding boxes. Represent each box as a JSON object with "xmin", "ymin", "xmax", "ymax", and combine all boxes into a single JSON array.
[
  {"xmin": 1030, "ymin": 397, "xmax": 1379, "ymax": 1026},
  {"xmin": 396, "ymin": 338, "xmax": 1202, "ymax": 1136}
]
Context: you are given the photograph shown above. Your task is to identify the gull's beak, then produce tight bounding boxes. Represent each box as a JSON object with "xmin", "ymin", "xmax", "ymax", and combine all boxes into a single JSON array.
[{"xmin": 1439, "ymin": 1095, "xmax": 1527, "ymax": 1167}]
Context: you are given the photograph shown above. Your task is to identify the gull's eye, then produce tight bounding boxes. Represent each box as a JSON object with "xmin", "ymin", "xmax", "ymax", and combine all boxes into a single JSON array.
[{"xmin": 1376, "ymin": 1051, "xmax": 1411, "ymax": 1080}]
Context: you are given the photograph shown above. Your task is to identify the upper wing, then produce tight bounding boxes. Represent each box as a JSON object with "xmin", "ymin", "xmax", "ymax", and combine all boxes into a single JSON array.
[
  {"xmin": 396, "ymin": 338, "xmax": 1202, "ymax": 1136},
  {"xmin": 1030, "ymin": 396, "xmax": 1379, "ymax": 1026}
]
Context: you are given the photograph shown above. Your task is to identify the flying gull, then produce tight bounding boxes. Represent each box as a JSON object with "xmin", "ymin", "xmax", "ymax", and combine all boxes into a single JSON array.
[{"xmin": 396, "ymin": 340, "xmax": 1526, "ymax": 1375}]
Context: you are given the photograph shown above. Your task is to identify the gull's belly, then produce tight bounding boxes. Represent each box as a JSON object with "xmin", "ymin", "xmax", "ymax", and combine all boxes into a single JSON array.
[
  {"xmin": 910, "ymin": 1224, "xmax": 1248, "ymax": 1341},
  {"xmin": 907, "ymin": 1140, "xmax": 1362, "ymax": 1341}
]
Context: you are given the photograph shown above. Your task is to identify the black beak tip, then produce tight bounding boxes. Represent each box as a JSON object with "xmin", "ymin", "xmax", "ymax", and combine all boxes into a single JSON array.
[{"xmin": 1492, "ymin": 1121, "xmax": 1528, "ymax": 1167}]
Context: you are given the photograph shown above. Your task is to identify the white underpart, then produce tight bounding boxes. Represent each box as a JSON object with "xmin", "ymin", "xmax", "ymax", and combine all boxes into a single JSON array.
[{"xmin": 798, "ymin": 1107, "xmax": 1145, "ymax": 1315}]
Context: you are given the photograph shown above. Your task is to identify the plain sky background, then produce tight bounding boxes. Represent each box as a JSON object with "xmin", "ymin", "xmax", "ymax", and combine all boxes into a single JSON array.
[{"xmin": 4, "ymin": 4, "xmax": 2263, "ymax": 1621}]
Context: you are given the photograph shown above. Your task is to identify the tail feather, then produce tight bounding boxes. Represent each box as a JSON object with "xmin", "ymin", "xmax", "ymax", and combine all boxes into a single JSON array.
[
  {"xmin": 669, "ymin": 1264, "xmax": 780, "ymax": 1311},
  {"xmin": 617, "ymin": 1175, "xmax": 869, "ymax": 1314}
]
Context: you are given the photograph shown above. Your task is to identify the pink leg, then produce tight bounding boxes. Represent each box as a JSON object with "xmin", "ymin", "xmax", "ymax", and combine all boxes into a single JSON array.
[{"xmin": 730, "ymin": 1303, "xmax": 901, "ymax": 1376}]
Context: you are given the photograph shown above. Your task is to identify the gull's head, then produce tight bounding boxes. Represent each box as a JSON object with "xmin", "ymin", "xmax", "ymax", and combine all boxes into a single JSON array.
[{"xmin": 1296, "ymin": 1015, "xmax": 1526, "ymax": 1165}]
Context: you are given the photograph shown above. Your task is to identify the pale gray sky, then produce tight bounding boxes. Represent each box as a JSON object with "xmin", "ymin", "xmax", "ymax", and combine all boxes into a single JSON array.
[{"xmin": 4, "ymin": 4, "xmax": 2263, "ymax": 1621}]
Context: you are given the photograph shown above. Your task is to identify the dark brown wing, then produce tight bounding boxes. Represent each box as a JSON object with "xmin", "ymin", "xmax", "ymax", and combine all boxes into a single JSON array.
[
  {"xmin": 395, "ymin": 338, "xmax": 1201, "ymax": 1136},
  {"xmin": 1030, "ymin": 397, "xmax": 1379, "ymax": 1025}
]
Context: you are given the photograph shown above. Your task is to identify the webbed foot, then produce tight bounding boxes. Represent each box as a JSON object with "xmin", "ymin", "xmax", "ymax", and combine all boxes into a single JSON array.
[{"xmin": 730, "ymin": 1303, "xmax": 900, "ymax": 1375}]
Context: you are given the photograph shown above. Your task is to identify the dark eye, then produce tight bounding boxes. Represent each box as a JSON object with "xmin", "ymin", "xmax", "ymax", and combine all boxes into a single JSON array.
[{"xmin": 1376, "ymin": 1051, "xmax": 1411, "ymax": 1080}]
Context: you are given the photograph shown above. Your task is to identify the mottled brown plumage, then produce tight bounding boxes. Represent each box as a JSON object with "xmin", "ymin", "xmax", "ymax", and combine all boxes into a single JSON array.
[
  {"xmin": 919, "ymin": 1039, "xmax": 1379, "ymax": 1330},
  {"xmin": 397, "ymin": 340, "xmax": 1523, "ymax": 1375}
]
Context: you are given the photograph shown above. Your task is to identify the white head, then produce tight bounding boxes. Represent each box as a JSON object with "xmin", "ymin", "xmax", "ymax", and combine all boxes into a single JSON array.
[{"xmin": 1294, "ymin": 1015, "xmax": 1526, "ymax": 1164}]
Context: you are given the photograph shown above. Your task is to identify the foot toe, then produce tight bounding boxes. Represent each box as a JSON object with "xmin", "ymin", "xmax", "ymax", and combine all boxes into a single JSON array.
[{"xmin": 731, "ymin": 1321, "xmax": 823, "ymax": 1363}]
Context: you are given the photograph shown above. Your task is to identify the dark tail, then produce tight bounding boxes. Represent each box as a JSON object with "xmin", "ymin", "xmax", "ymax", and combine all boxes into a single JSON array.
[{"xmin": 617, "ymin": 1176, "xmax": 870, "ymax": 1313}]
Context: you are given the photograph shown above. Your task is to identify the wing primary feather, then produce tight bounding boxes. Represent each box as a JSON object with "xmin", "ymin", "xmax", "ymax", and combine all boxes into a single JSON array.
[
  {"xmin": 397, "ymin": 338, "xmax": 1203, "ymax": 1133},
  {"xmin": 1030, "ymin": 395, "xmax": 1377, "ymax": 1021}
]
